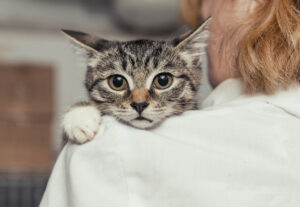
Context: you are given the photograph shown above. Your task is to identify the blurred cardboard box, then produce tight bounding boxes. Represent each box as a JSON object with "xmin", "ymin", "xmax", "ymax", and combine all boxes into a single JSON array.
[{"xmin": 0, "ymin": 63, "xmax": 54, "ymax": 173}]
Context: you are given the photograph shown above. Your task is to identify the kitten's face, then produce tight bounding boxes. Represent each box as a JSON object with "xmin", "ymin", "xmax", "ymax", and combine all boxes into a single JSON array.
[{"xmin": 63, "ymin": 19, "xmax": 209, "ymax": 129}]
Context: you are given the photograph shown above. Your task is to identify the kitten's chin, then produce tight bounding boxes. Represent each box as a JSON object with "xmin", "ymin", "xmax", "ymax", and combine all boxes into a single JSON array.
[{"xmin": 129, "ymin": 119, "xmax": 158, "ymax": 129}]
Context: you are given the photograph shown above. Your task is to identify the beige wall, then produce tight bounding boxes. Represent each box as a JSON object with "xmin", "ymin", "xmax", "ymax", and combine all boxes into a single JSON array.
[{"xmin": 0, "ymin": 29, "xmax": 88, "ymax": 152}]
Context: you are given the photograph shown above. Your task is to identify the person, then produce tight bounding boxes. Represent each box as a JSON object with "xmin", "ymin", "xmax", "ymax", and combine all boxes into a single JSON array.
[
  {"xmin": 182, "ymin": 0, "xmax": 299, "ymax": 93},
  {"xmin": 41, "ymin": 0, "xmax": 300, "ymax": 206}
]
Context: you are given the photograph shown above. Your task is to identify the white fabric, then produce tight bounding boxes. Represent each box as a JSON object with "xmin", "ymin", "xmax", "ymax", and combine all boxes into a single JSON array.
[{"xmin": 40, "ymin": 79, "xmax": 300, "ymax": 207}]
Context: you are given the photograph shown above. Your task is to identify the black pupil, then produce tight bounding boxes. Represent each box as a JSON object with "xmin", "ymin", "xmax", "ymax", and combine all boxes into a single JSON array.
[
  {"xmin": 158, "ymin": 74, "xmax": 169, "ymax": 86},
  {"xmin": 113, "ymin": 76, "xmax": 124, "ymax": 88}
]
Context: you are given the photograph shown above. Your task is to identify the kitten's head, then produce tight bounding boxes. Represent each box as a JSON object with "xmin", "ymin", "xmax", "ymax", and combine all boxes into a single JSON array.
[{"xmin": 63, "ymin": 19, "xmax": 210, "ymax": 129}]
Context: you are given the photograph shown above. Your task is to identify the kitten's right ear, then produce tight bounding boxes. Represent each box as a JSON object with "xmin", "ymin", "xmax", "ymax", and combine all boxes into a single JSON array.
[
  {"xmin": 62, "ymin": 30, "xmax": 108, "ymax": 55},
  {"xmin": 172, "ymin": 17, "xmax": 210, "ymax": 49},
  {"xmin": 170, "ymin": 18, "xmax": 211, "ymax": 68}
]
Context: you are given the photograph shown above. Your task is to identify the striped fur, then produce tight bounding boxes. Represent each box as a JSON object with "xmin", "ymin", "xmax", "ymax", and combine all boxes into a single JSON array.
[{"xmin": 63, "ymin": 18, "xmax": 210, "ymax": 129}]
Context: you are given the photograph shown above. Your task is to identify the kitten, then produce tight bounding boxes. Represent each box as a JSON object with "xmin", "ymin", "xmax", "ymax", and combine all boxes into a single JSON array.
[{"xmin": 62, "ymin": 19, "xmax": 210, "ymax": 144}]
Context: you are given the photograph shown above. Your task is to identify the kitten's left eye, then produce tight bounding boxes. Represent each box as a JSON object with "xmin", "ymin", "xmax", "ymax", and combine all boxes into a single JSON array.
[
  {"xmin": 153, "ymin": 73, "xmax": 173, "ymax": 89},
  {"xmin": 108, "ymin": 75, "xmax": 127, "ymax": 91}
]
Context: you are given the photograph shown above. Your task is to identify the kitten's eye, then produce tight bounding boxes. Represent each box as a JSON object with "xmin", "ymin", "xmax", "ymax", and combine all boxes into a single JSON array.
[
  {"xmin": 108, "ymin": 75, "xmax": 127, "ymax": 91},
  {"xmin": 153, "ymin": 73, "xmax": 173, "ymax": 89}
]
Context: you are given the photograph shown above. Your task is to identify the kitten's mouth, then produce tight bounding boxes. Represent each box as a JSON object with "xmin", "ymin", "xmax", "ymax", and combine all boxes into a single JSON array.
[{"xmin": 133, "ymin": 116, "xmax": 153, "ymax": 123}]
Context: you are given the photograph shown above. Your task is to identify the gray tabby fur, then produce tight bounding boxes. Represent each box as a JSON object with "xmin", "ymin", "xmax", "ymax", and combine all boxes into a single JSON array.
[{"xmin": 62, "ymin": 18, "xmax": 210, "ymax": 129}]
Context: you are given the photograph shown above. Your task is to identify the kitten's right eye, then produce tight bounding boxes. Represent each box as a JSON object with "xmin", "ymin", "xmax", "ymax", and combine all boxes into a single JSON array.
[
  {"xmin": 108, "ymin": 75, "xmax": 127, "ymax": 91},
  {"xmin": 153, "ymin": 73, "xmax": 173, "ymax": 89}
]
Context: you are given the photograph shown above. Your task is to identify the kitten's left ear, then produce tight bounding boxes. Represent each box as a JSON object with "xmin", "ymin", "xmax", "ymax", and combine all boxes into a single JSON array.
[
  {"xmin": 173, "ymin": 17, "xmax": 211, "ymax": 66},
  {"xmin": 62, "ymin": 30, "xmax": 110, "ymax": 56}
]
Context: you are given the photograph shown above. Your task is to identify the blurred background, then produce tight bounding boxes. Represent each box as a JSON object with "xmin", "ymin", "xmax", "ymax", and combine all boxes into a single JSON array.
[{"xmin": 0, "ymin": 0, "xmax": 211, "ymax": 206}]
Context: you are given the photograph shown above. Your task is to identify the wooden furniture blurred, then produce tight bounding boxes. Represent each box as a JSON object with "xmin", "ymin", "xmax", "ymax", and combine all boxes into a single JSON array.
[{"xmin": 0, "ymin": 63, "xmax": 54, "ymax": 173}]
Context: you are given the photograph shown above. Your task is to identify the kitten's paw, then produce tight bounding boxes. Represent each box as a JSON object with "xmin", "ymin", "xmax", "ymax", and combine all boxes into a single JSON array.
[{"xmin": 62, "ymin": 105, "xmax": 101, "ymax": 144}]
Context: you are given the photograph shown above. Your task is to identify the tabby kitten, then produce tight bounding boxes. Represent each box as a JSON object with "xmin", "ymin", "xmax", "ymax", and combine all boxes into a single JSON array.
[{"xmin": 62, "ymin": 19, "xmax": 210, "ymax": 143}]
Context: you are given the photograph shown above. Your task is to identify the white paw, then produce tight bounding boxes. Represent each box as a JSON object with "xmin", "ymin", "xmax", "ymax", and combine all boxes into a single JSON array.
[{"xmin": 62, "ymin": 105, "xmax": 101, "ymax": 144}]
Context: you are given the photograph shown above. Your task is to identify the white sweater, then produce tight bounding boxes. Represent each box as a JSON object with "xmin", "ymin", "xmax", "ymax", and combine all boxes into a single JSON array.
[{"xmin": 41, "ymin": 79, "xmax": 300, "ymax": 207}]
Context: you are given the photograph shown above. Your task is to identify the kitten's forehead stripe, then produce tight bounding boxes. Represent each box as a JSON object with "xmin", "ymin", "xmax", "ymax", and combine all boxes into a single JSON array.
[
  {"xmin": 153, "ymin": 58, "xmax": 159, "ymax": 69},
  {"xmin": 144, "ymin": 56, "xmax": 151, "ymax": 68},
  {"xmin": 121, "ymin": 60, "xmax": 127, "ymax": 71},
  {"xmin": 117, "ymin": 45, "xmax": 126, "ymax": 58},
  {"xmin": 129, "ymin": 56, "xmax": 135, "ymax": 67},
  {"xmin": 151, "ymin": 46, "xmax": 163, "ymax": 57}
]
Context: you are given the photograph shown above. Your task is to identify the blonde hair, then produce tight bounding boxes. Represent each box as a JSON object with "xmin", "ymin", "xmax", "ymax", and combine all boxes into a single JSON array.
[{"xmin": 181, "ymin": 0, "xmax": 300, "ymax": 94}]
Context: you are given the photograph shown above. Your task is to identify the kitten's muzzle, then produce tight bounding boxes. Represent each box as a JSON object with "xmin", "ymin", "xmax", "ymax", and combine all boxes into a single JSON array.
[{"xmin": 130, "ymin": 101, "xmax": 149, "ymax": 114}]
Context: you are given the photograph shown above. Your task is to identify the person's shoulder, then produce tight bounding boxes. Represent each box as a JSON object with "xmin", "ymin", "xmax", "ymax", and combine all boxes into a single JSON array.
[{"xmin": 201, "ymin": 78, "xmax": 300, "ymax": 121}]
